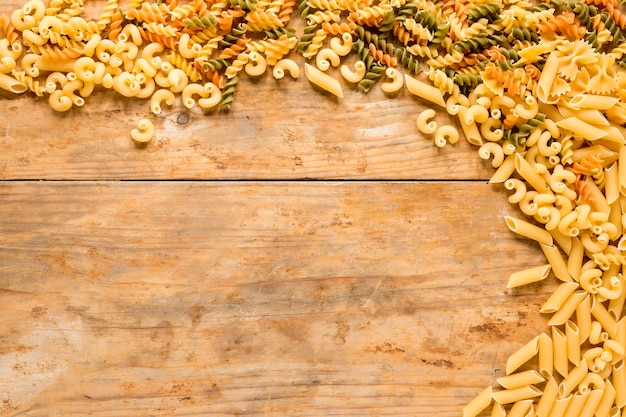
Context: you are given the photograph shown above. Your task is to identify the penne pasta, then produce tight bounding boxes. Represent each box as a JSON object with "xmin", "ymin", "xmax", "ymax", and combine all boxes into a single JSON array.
[
  {"xmin": 304, "ymin": 63, "xmax": 343, "ymax": 99},
  {"xmin": 556, "ymin": 117, "xmax": 609, "ymax": 141},
  {"xmin": 491, "ymin": 385, "xmax": 542, "ymax": 404},
  {"xmin": 506, "ymin": 335, "xmax": 540, "ymax": 375},
  {"xmin": 404, "ymin": 74, "xmax": 445, "ymax": 108},
  {"xmin": 497, "ymin": 370, "xmax": 545, "ymax": 389},
  {"xmin": 463, "ymin": 385, "xmax": 492, "ymax": 417},
  {"xmin": 507, "ymin": 264, "xmax": 551, "ymax": 288}
]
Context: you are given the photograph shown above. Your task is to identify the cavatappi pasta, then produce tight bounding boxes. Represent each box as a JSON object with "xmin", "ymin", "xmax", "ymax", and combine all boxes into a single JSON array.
[{"xmin": 5, "ymin": 0, "xmax": 626, "ymax": 415}]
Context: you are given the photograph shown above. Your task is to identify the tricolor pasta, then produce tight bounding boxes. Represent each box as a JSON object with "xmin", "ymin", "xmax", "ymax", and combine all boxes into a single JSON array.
[{"xmin": 4, "ymin": 0, "xmax": 626, "ymax": 415}]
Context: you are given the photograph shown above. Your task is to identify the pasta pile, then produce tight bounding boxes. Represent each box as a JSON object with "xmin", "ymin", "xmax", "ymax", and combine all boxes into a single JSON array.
[{"xmin": 4, "ymin": 0, "xmax": 626, "ymax": 414}]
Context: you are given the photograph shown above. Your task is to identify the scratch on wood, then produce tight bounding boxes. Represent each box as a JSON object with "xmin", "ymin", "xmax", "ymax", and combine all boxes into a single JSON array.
[{"xmin": 362, "ymin": 279, "xmax": 382, "ymax": 307}]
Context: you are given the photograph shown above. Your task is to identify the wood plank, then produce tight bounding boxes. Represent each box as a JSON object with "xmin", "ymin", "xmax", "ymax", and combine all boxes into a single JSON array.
[
  {"xmin": 0, "ymin": 2, "xmax": 492, "ymax": 181},
  {"xmin": 0, "ymin": 76, "xmax": 493, "ymax": 181},
  {"xmin": 0, "ymin": 181, "xmax": 553, "ymax": 416}
]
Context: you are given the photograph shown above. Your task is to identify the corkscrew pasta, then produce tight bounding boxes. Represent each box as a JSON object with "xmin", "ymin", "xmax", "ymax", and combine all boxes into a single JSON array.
[{"xmin": 5, "ymin": 0, "xmax": 626, "ymax": 415}]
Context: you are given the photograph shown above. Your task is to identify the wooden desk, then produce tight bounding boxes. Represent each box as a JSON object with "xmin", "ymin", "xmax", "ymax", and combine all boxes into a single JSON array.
[{"xmin": 0, "ymin": 4, "xmax": 553, "ymax": 414}]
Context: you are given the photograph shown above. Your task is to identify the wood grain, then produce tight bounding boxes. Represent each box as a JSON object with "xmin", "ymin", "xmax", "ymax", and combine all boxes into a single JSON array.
[
  {"xmin": 0, "ymin": 181, "xmax": 553, "ymax": 416},
  {"xmin": 0, "ymin": 79, "xmax": 494, "ymax": 180}
]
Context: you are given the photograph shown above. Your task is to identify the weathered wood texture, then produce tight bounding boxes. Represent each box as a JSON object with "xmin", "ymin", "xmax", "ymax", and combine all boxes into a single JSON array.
[
  {"xmin": 0, "ymin": 1, "xmax": 492, "ymax": 181},
  {"xmin": 1, "ymin": 182, "xmax": 552, "ymax": 416},
  {"xmin": 0, "ymin": 82, "xmax": 494, "ymax": 180}
]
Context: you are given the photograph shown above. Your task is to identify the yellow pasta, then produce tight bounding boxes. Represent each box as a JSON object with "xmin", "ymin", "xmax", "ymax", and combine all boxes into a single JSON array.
[
  {"xmin": 433, "ymin": 125, "xmax": 459, "ymax": 148},
  {"xmin": 404, "ymin": 74, "xmax": 445, "ymax": 107},
  {"xmin": 315, "ymin": 48, "xmax": 340, "ymax": 71},
  {"xmin": 272, "ymin": 59, "xmax": 300, "ymax": 80},
  {"xmin": 496, "ymin": 370, "xmax": 545, "ymax": 389},
  {"xmin": 416, "ymin": 109, "xmax": 437, "ymax": 135},
  {"xmin": 150, "ymin": 88, "xmax": 176, "ymax": 115},
  {"xmin": 491, "ymin": 385, "xmax": 542, "ymax": 404},
  {"xmin": 507, "ymin": 264, "xmax": 551, "ymax": 288},
  {"xmin": 506, "ymin": 335, "xmax": 540, "ymax": 375},
  {"xmin": 462, "ymin": 385, "xmax": 492, "ymax": 417},
  {"xmin": 304, "ymin": 63, "xmax": 343, "ymax": 98},
  {"xmin": 130, "ymin": 118, "xmax": 155, "ymax": 143},
  {"xmin": 340, "ymin": 60, "xmax": 366, "ymax": 83},
  {"xmin": 380, "ymin": 67, "xmax": 403, "ymax": 94},
  {"xmin": 556, "ymin": 117, "xmax": 609, "ymax": 141}
]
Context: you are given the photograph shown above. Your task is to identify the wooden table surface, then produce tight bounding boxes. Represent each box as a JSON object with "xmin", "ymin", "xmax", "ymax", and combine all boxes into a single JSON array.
[{"xmin": 0, "ymin": 2, "xmax": 554, "ymax": 414}]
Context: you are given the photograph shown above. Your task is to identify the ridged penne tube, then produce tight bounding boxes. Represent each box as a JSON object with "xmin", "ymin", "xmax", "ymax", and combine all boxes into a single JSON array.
[
  {"xmin": 558, "ymin": 360, "xmax": 588, "ymax": 397},
  {"xmin": 505, "ymin": 216, "xmax": 553, "ymax": 246},
  {"xmin": 547, "ymin": 395, "xmax": 572, "ymax": 417},
  {"xmin": 548, "ymin": 291, "xmax": 587, "ymax": 326},
  {"xmin": 552, "ymin": 326, "xmax": 568, "ymax": 378},
  {"xmin": 592, "ymin": 298, "xmax": 618, "ymax": 338},
  {"xmin": 556, "ymin": 117, "xmax": 608, "ymax": 141},
  {"xmin": 305, "ymin": 63, "xmax": 342, "ymax": 98},
  {"xmin": 457, "ymin": 106, "xmax": 482, "ymax": 146},
  {"xmin": 538, "ymin": 333, "xmax": 553, "ymax": 379},
  {"xmin": 606, "ymin": 162, "xmax": 620, "ymax": 205},
  {"xmin": 595, "ymin": 379, "xmax": 616, "ymax": 417},
  {"xmin": 614, "ymin": 360, "xmax": 626, "ymax": 407},
  {"xmin": 514, "ymin": 153, "xmax": 549, "ymax": 193},
  {"xmin": 0, "ymin": 73, "xmax": 27, "ymax": 93},
  {"xmin": 534, "ymin": 376, "xmax": 558, "ymax": 417},
  {"xmin": 491, "ymin": 385, "xmax": 542, "ymax": 404},
  {"xmin": 565, "ymin": 320, "xmax": 580, "ymax": 366},
  {"xmin": 506, "ymin": 335, "xmax": 539, "ymax": 375},
  {"xmin": 506, "ymin": 399, "xmax": 533, "ymax": 417},
  {"xmin": 507, "ymin": 264, "xmax": 551, "ymax": 288},
  {"xmin": 416, "ymin": 109, "xmax": 437, "ymax": 135},
  {"xmin": 380, "ymin": 67, "xmax": 403, "ymax": 94},
  {"xmin": 273, "ymin": 59, "xmax": 299, "ymax": 79},
  {"xmin": 404, "ymin": 74, "xmax": 445, "ymax": 107},
  {"xmin": 540, "ymin": 244, "xmax": 571, "ymax": 282},
  {"xmin": 462, "ymin": 385, "xmax": 492, "ymax": 417},
  {"xmin": 497, "ymin": 370, "xmax": 545, "ymax": 389},
  {"xmin": 490, "ymin": 402, "xmax": 506, "ymax": 417},
  {"xmin": 340, "ymin": 60, "xmax": 365, "ymax": 83},
  {"xmin": 489, "ymin": 154, "xmax": 517, "ymax": 184},
  {"xmin": 568, "ymin": 94, "xmax": 620, "ymax": 111},
  {"xmin": 576, "ymin": 294, "xmax": 591, "ymax": 344},
  {"xmin": 130, "ymin": 118, "xmax": 155, "ymax": 143}
]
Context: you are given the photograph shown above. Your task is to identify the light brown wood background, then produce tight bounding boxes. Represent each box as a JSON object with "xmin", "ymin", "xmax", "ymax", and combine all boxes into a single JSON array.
[{"xmin": 1, "ymin": 1, "xmax": 553, "ymax": 415}]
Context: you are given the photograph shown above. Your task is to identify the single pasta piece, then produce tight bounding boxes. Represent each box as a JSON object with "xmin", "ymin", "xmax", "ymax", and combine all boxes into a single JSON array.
[
  {"xmin": 273, "ymin": 59, "xmax": 299, "ymax": 79},
  {"xmin": 131, "ymin": 118, "xmax": 155, "ymax": 143},
  {"xmin": 380, "ymin": 67, "xmax": 403, "ymax": 94},
  {"xmin": 150, "ymin": 88, "xmax": 176, "ymax": 114},
  {"xmin": 433, "ymin": 125, "xmax": 459, "ymax": 148},
  {"xmin": 416, "ymin": 108, "xmax": 437, "ymax": 135},
  {"xmin": 404, "ymin": 73, "xmax": 445, "ymax": 107},
  {"xmin": 462, "ymin": 385, "xmax": 492, "ymax": 417},
  {"xmin": 304, "ymin": 63, "xmax": 342, "ymax": 98},
  {"xmin": 315, "ymin": 48, "xmax": 340, "ymax": 71},
  {"xmin": 340, "ymin": 60, "xmax": 366, "ymax": 84},
  {"xmin": 506, "ymin": 264, "xmax": 551, "ymax": 288}
]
